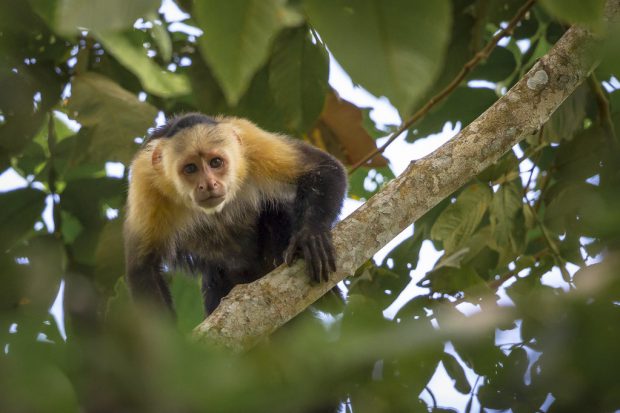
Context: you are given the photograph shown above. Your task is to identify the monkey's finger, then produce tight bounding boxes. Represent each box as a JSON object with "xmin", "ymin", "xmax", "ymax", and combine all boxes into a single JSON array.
[
  {"xmin": 284, "ymin": 235, "xmax": 300, "ymax": 265},
  {"xmin": 301, "ymin": 241, "xmax": 319, "ymax": 283},
  {"xmin": 309, "ymin": 236, "xmax": 325, "ymax": 283},
  {"xmin": 322, "ymin": 233, "xmax": 337, "ymax": 273},
  {"xmin": 315, "ymin": 235, "xmax": 330, "ymax": 282}
]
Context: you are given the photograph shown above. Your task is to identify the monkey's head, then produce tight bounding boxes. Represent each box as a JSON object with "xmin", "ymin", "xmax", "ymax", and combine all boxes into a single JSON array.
[{"xmin": 150, "ymin": 115, "xmax": 247, "ymax": 213}]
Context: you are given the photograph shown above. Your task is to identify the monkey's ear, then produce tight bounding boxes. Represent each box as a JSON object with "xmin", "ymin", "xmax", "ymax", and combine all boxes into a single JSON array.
[
  {"xmin": 232, "ymin": 130, "xmax": 242, "ymax": 145},
  {"xmin": 230, "ymin": 125, "xmax": 243, "ymax": 145},
  {"xmin": 152, "ymin": 145, "xmax": 163, "ymax": 167}
]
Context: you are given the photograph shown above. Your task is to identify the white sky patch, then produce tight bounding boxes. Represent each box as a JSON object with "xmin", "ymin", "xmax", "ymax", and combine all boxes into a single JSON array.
[
  {"xmin": 168, "ymin": 22, "xmax": 203, "ymax": 37},
  {"xmin": 516, "ymin": 39, "xmax": 531, "ymax": 53},
  {"xmin": 468, "ymin": 79, "xmax": 496, "ymax": 89},
  {"xmin": 49, "ymin": 280, "xmax": 67, "ymax": 341},
  {"xmin": 0, "ymin": 168, "xmax": 27, "ymax": 192},
  {"xmin": 328, "ymin": 56, "xmax": 401, "ymax": 128},
  {"xmin": 54, "ymin": 110, "xmax": 81, "ymax": 132},
  {"xmin": 160, "ymin": 0, "xmax": 190, "ymax": 22},
  {"xmin": 43, "ymin": 195, "xmax": 55, "ymax": 232},
  {"xmin": 383, "ymin": 240, "xmax": 441, "ymax": 319},
  {"xmin": 105, "ymin": 162, "xmax": 126, "ymax": 178}
]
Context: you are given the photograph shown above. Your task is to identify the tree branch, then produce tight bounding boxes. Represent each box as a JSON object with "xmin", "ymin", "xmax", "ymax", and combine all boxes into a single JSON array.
[{"xmin": 194, "ymin": 0, "xmax": 619, "ymax": 352}]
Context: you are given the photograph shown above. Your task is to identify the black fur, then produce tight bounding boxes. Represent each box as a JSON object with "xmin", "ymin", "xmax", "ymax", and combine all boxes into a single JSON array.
[
  {"xmin": 148, "ymin": 113, "xmax": 218, "ymax": 141},
  {"xmin": 126, "ymin": 121, "xmax": 347, "ymax": 316}
]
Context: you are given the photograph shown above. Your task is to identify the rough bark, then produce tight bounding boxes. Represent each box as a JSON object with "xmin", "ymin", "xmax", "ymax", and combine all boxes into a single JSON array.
[{"xmin": 194, "ymin": 0, "xmax": 620, "ymax": 352}]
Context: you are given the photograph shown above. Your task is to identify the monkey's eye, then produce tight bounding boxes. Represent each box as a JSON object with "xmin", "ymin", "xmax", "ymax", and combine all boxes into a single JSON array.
[
  {"xmin": 209, "ymin": 157, "xmax": 224, "ymax": 168},
  {"xmin": 183, "ymin": 163, "xmax": 198, "ymax": 174}
]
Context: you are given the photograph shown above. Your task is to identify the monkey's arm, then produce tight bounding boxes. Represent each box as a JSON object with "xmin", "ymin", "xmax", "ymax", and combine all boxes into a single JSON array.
[
  {"xmin": 124, "ymin": 233, "xmax": 174, "ymax": 313},
  {"xmin": 284, "ymin": 143, "xmax": 347, "ymax": 282}
]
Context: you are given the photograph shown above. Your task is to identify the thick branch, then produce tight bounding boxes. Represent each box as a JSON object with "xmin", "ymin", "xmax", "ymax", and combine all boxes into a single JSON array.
[{"xmin": 194, "ymin": 1, "xmax": 619, "ymax": 352}]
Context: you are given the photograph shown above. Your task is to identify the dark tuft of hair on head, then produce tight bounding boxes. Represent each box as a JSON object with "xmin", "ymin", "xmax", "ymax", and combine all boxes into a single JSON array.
[{"xmin": 146, "ymin": 113, "xmax": 218, "ymax": 143}]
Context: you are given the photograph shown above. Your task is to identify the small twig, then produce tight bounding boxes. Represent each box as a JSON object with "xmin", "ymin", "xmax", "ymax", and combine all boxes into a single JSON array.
[
  {"xmin": 467, "ymin": 375, "xmax": 482, "ymax": 412},
  {"xmin": 348, "ymin": 0, "xmax": 537, "ymax": 173},
  {"xmin": 522, "ymin": 142, "xmax": 544, "ymax": 202},
  {"xmin": 424, "ymin": 386, "xmax": 438, "ymax": 410}
]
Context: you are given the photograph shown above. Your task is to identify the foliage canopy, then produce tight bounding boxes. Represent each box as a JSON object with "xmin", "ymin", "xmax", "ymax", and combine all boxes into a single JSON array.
[{"xmin": 0, "ymin": 0, "xmax": 619, "ymax": 412}]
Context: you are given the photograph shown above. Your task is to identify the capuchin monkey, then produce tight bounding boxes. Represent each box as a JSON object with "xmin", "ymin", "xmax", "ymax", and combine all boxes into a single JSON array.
[{"xmin": 124, "ymin": 113, "xmax": 347, "ymax": 315}]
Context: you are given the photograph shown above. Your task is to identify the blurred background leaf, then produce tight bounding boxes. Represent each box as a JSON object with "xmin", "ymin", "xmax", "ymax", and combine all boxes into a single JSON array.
[{"xmin": 0, "ymin": 0, "xmax": 619, "ymax": 412}]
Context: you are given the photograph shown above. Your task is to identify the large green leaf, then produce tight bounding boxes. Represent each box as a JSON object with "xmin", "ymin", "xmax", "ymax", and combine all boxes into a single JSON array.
[
  {"xmin": 540, "ymin": 0, "xmax": 606, "ymax": 26},
  {"xmin": 66, "ymin": 72, "xmax": 157, "ymax": 164},
  {"xmin": 543, "ymin": 84, "xmax": 590, "ymax": 142},
  {"xmin": 431, "ymin": 183, "xmax": 492, "ymax": 253},
  {"xmin": 303, "ymin": 0, "xmax": 451, "ymax": 114},
  {"xmin": 195, "ymin": 0, "xmax": 299, "ymax": 105},
  {"xmin": 596, "ymin": 21, "xmax": 620, "ymax": 79},
  {"xmin": 97, "ymin": 32, "xmax": 191, "ymax": 98},
  {"xmin": 52, "ymin": 0, "xmax": 160, "ymax": 34},
  {"xmin": 11, "ymin": 235, "xmax": 66, "ymax": 310},
  {"xmin": 170, "ymin": 273, "xmax": 204, "ymax": 334},
  {"xmin": 419, "ymin": 265, "xmax": 490, "ymax": 297},
  {"xmin": 94, "ymin": 218, "xmax": 125, "ymax": 294},
  {"xmin": 470, "ymin": 47, "xmax": 517, "ymax": 83},
  {"xmin": 268, "ymin": 28, "xmax": 329, "ymax": 134},
  {"xmin": 489, "ymin": 181, "xmax": 525, "ymax": 261},
  {"xmin": 0, "ymin": 188, "xmax": 47, "ymax": 251}
]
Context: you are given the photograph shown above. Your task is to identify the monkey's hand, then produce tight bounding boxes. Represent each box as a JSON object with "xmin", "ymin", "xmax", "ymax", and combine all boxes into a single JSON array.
[{"xmin": 284, "ymin": 227, "xmax": 336, "ymax": 283}]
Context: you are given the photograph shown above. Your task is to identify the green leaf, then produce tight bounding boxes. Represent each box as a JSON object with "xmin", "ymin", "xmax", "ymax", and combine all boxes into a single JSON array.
[
  {"xmin": 53, "ymin": 0, "xmax": 160, "ymax": 34},
  {"xmin": 349, "ymin": 265, "xmax": 408, "ymax": 307},
  {"xmin": 431, "ymin": 183, "xmax": 492, "ymax": 253},
  {"xmin": 66, "ymin": 72, "xmax": 157, "ymax": 164},
  {"xmin": 442, "ymin": 352, "xmax": 472, "ymax": 394},
  {"xmin": 105, "ymin": 276, "xmax": 132, "ymax": 321},
  {"xmin": 539, "ymin": 0, "xmax": 606, "ymax": 26},
  {"xmin": 96, "ymin": 31, "xmax": 190, "ymax": 98},
  {"xmin": 347, "ymin": 166, "xmax": 395, "ymax": 200},
  {"xmin": 470, "ymin": 46, "xmax": 517, "ymax": 83},
  {"xmin": 233, "ymin": 66, "xmax": 289, "ymax": 132},
  {"xmin": 303, "ymin": 0, "xmax": 451, "ymax": 114},
  {"xmin": 415, "ymin": 0, "xmax": 479, "ymax": 112},
  {"xmin": 384, "ymin": 230, "xmax": 424, "ymax": 276},
  {"xmin": 597, "ymin": 22, "xmax": 620, "ymax": 79},
  {"xmin": 94, "ymin": 218, "xmax": 125, "ymax": 294},
  {"xmin": 418, "ymin": 265, "xmax": 490, "ymax": 297},
  {"xmin": 489, "ymin": 181, "xmax": 525, "ymax": 261},
  {"xmin": 0, "ymin": 188, "xmax": 47, "ymax": 251},
  {"xmin": 170, "ymin": 273, "xmax": 205, "ymax": 334},
  {"xmin": 195, "ymin": 0, "xmax": 295, "ymax": 105},
  {"xmin": 11, "ymin": 235, "xmax": 66, "ymax": 310},
  {"xmin": 543, "ymin": 84, "xmax": 590, "ymax": 142},
  {"xmin": 61, "ymin": 177, "xmax": 125, "ymax": 224},
  {"xmin": 268, "ymin": 28, "xmax": 329, "ymax": 134},
  {"xmin": 148, "ymin": 14, "xmax": 172, "ymax": 63},
  {"xmin": 410, "ymin": 87, "xmax": 498, "ymax": 139},
  {"xmin": 478, "ymin": 151, "xmax": 519, "ymax": 184}
]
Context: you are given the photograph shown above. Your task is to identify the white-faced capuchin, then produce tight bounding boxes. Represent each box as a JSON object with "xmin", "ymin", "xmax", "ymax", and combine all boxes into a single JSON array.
[{"xmin": 123, "ymin": 113, "xmax": 347, "ymax": 315}]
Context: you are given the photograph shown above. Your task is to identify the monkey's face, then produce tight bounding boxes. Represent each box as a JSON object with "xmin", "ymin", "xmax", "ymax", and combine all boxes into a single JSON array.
[
  {"xmin": 157, "ymin": 124, "xmax": 245, "ymax": 213},
  {"xmin": 179, "ymin": 149, "xmax": 230, "ymax": 210}
]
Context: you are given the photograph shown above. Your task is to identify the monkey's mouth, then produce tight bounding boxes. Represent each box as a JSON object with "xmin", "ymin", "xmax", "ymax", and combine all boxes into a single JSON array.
[{"xmin": 198, "ymin": 195, "xmax": 225, "ymax": 209}]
